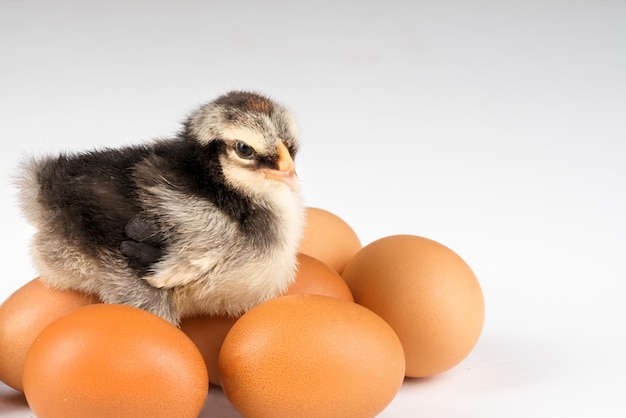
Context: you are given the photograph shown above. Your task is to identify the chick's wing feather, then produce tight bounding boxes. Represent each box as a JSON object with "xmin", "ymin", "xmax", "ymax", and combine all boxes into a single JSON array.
[
  {"xmin": 129, "ymin": 152, "xmax": 235, "ymax": 289},
  {"xmin": 23, "ymin": 148, "xmax": 148, "ymax": 253},
  {"xmin": 120, "ymin": 214, "xmax": 166, "ymax": 274}
]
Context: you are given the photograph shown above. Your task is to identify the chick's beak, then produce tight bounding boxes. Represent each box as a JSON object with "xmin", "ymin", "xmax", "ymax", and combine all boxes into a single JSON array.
[{"xmin": 262, "ymin": 142, "xmax": 299, "ymax": 191}]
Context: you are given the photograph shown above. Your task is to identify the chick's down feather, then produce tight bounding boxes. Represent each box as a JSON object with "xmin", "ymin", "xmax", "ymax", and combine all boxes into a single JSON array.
[{"xmin": 15, "ymin": 91, "xmax": 305, "ymax": 326}]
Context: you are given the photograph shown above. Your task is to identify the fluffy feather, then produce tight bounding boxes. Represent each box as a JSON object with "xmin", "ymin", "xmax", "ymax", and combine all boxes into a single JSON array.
[{"xmin": 14, "ymin": 91, "xmax": 305, "ymax": 325}]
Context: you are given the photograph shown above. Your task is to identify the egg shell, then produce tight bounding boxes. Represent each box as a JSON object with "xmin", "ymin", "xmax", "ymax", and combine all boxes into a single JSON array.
[
  {"xmin": 218, "ymin": 294, "xmax": 405, "ymax": 418},
  {"xmin": 342, "ymin": 234, "xmax": 485, "ymax": 377},
  {"xmin": 0, "ymin": 278, "xmax": 98, "ymax": 392},
  {"xmin": 180, "ymin": 253, "xmax": 353, "ymax": 386},
  {"xmin": 23, "ymin": 304, "xmax": 208, "ymax": 418},
  {"xmin": 285, "ymin": 253, "xmax": 354, "ymax": 301},
  {"xmin": 180, "ymin": 314, "xmax": 237, "ymax": 386},
  {"xmin": 298, "ymin": 207, "xmax": 362, "ymax": 274}
]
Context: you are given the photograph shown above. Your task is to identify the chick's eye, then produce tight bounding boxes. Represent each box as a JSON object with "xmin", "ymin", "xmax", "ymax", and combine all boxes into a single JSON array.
[{"xmin": 235, "ymin": 142, "xmax": 255, "ymax": 159}]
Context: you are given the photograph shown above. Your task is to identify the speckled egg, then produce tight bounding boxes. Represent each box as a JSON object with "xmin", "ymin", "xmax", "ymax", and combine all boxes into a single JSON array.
[
  {"xmin": 218, "ymin": 294, "xmax": 405, "ymax": 418},
  {"xmin": 23, "ymin": 304, "xmax": 208, "ymax": 418}
]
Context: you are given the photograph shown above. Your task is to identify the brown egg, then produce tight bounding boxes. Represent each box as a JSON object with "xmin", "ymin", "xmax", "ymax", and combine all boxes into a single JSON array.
[
  {"xmin": 342, "ymin": 235, "xmax": 485, "ymax": 378},
  {"xmin": 181, "ymin": 253, "xmax": 353, "ymax": 387},
  {"xmin": 23, "ymin": 304, "xmax": 208, "ymax": 418},
  {"xmin": 180, "ymin": 314, "xmax": 237, "ymax": 386},
  {"xmin": 0, "ymin": 278, "xmax": 98, "ymax": 392},
  {"xmin": 298, "ymin": 207, "xmax": 362, "ymax": 274},
  {"xmin": 285, "ymin": 253, "xmax": 353, "ymax": 301},
  {"xmin": 219, "ymin": 295, "xmax": 405, "ymax": 418}
]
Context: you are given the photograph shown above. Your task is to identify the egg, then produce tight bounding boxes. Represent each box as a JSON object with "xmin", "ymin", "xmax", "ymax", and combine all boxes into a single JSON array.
[
  {"xmin": 298, "ymin": 207, "xmax": 362, "ymax": 274},
  {"xmin": 180, "ymin": 253, "xmax": 353, "ymax": 386},
  {"xmin": 179, "ymin": 314, "xmax": 237, "ymax": 386},
  {"xmin": 22, "ymin": 304, "xmax": 208, "ymax": 418},
  {"xmin": 218, "ymin": 294, "xmax": 405, "ymax": 418},
  {"xmin": 285, "ymin": 253, "xmax": 354, "ymax": 301},
  {"xmin": 0, "ymin": 278, "xmax": 99, "ymax": 392},
  {"xmin": 342, "ymin": 235, "xmax": 485, "ymax": 377}
]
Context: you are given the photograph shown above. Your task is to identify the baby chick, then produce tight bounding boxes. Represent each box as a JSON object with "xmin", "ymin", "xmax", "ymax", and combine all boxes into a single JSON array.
[{"xmin": 15, "ymin": 91, "xmax": 305, "ymax": 326}]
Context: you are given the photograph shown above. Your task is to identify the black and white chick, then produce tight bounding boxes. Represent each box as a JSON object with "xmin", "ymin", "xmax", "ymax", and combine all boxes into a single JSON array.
[{"xmin": 15, "ymin": 91, "xmax": 305, "ymax": 326}]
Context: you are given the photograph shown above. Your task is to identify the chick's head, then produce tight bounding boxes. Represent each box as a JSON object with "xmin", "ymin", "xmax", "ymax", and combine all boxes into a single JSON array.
[{"xmin": 185, "ymin": 91, "xmax": 300, "ymax": 196}]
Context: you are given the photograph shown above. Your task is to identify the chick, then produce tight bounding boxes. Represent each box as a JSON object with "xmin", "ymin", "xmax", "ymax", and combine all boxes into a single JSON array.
[{"xmin": 15, "ymin": 91, "xmax": 305, "ymax": 326}]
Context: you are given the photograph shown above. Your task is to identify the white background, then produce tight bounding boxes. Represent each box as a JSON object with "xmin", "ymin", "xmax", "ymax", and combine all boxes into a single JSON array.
[{"xmin": 1, "ymin": 1, "xmax": 625, "ymax": 417}]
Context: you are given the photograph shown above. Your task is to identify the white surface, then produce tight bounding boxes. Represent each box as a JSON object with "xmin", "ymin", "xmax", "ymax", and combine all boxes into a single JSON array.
[{"xmin": 1, "ymin": 0, "xmax": 625, "ymax": 417}]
